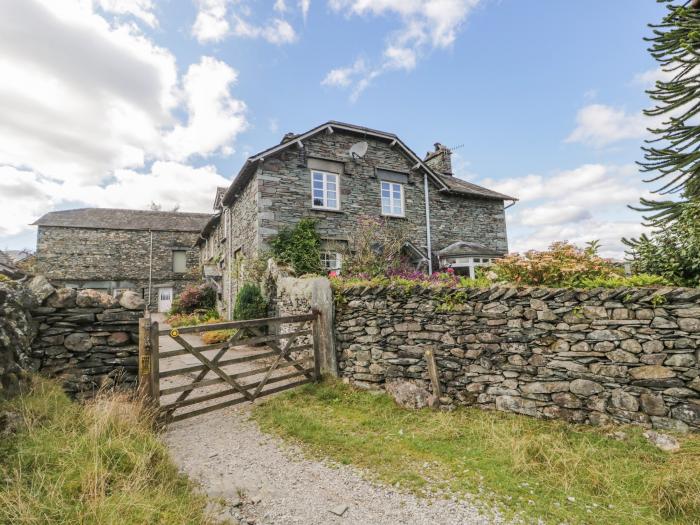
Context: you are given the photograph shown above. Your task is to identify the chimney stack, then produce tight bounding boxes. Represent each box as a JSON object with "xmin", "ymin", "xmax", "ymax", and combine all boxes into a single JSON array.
[{"xmin": 424, "ymin": 143, "xmax": 452, "ymax": 176}]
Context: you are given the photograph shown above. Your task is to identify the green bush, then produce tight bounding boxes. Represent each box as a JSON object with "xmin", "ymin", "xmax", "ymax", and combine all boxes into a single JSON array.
[
  {"xmin": 166, "ymin": 309, "xmax": 221, "ymax": 328},
  {"xmin": 233, "ymin": 283, "xmax": 267, "ymax": 320},
  {"xmin": 578, "ymin": 273, "xmax": 672, "ymax": 288},
  {"xmin": 492, "ymin": 241, "xmax": 622, "ymax": 287},
  {"xmin": 269, "ymin": 218, "xmax": 322, "ymax": 275},
  {"xmin": 170, "ymin": 283, "xmax": 216, "ymax": 315}
]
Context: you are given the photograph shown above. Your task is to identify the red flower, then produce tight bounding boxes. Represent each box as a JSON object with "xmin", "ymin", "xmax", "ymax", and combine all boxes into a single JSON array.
[
  {"xmin": 446, "ymin": 267, "xmax": 455, "ymax": 274},
  {"xmin": 328, "ymin": 271, "xmax": 338, "ymax": 278}
]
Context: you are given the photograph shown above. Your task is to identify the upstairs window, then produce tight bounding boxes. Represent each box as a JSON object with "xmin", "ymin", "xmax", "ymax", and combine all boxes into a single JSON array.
[
  {"xmin": 172, "ymin": 250, "xmax": 187, "ymax": 273},
  {"xmin": 311, "ymin": 170, "xmax": 339, "ymax": 210},
  {"xmin": 381, "ymin": 181, "xmax": 404, "ymax": 217}
]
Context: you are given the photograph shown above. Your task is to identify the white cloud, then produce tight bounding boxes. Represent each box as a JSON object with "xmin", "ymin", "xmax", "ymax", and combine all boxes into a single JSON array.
[
  {"xmin": 165, "ymin": 56, "xmax": 247, "ymax": 160},
  {"xmin": 519, "ymin": 205, "xmax": 591, "ymax": 227},
  {"xmin": 0, "ymin": 162, "xmax": 230, "ymax": 238},
  {"xmin": 0, "ymin": 0, "xmax": 178, "ymax": 183},
  {"xmin": 0, "ymin": 167, "xmax": 60, "ymax": 237},
  {"xmin": 325, "ymin": 0, "xmax": 480, "ymax": 97},
  {"xmin": 93, "ymin": 161, "xmax": 231, "ymax": 211},
  {"xmin": 192, "ymin": 0, "xmax": 230, "ymax": 43},
  {"xmin": 508, "ymin": 221, "xmax": 648, "ymax": 261},
  {"xmin": 192, "ymin": 0, "xmax": 300, "ymax": 45},
  {"xmin": 299, "ymin": 0, "xmax": 311, "ymax": 20},
  {"xmin": 633, "ymin": 66, "xmax": 676, "ymax": 87},
  {"xmin": 477, "ymin": 163, "xmax": 653, "ymax": 259},
  {"xmin": 97, "ymin": 0, "xmax": 157, "ymax": 27},
  {"xmin": 232, "ymin": 16, "xmax": 297, "ymax": 44},
  {"xmin": 565, "ymin": 104, "xmax": 650, "ymax": 148},
  {"xmin": 0, "ymin": 1, "xmax": 248, "ymax": 245},
  {"xmin": 322, "ymin": 58, "xmax": 367, "ymax": 87}
]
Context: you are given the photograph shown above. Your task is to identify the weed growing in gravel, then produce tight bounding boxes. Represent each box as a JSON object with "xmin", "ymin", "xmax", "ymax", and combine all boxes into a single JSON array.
[{"xmin": 252, "ymin": 381, "xmax": 700, "ymax": 525}]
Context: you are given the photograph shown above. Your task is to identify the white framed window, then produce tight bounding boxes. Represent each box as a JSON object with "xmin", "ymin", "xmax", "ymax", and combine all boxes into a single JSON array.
[
  {"xmin": 380, "ymin": 181, "xmax": 404, "ymax": 217},
  {"xmin": 320, "ymin": 251, "xmax": 341, "ymax": 272},
  {"xmin": 311, "ymin": 170, "xmax": 339, "ymax": 210},
  {"xmin": 442, "ymin": 256, "xmax": 494, "ymax": 279},
  {"xmin": 173, "ymin": 250, "xmax": 187, "ymax": 273}
]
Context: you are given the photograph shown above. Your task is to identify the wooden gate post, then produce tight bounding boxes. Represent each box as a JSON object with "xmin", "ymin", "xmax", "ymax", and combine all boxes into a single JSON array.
[
  {"xmin": 149, "ymin": 321, "xmax": 160, "ymax": 407},
  {"xmin": 425, "ymin": 349, "xmax": 442, "ymax": 406},
  {"xmin": 138, "ymin": 317, "xmax": 158, "ymax": 403}
]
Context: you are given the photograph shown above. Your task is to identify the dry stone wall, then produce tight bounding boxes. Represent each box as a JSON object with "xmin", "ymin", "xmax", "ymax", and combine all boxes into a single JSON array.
[
  {"xmin": 29, "ymin": 278, "xmax": 145, "ymax": 398},
  {"xmin": 335, "ymin": 285, "xmax": 700, "ymax": 432},
  {"xmin": 0, "ymin": 281, "xmax": 34, "ymax": 398}
]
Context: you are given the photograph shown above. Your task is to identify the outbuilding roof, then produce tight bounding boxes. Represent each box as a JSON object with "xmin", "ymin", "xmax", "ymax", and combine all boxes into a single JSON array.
[
  {"xmin": 436, "ymin": 241, "xmax": 505, "ymax": 257},
  {"xmin": 32, "ymin": 208, "xmax": 212, "ymax": 232}
]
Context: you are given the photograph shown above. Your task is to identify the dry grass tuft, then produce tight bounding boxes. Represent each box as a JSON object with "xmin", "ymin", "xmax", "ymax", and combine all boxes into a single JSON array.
[{"xmin": 0, "ymin": 377, "xmax": 217, "ymax": 524}]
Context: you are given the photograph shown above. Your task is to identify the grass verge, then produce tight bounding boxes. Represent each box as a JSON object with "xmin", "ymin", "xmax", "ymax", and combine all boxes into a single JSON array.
[
  {"xmin": 0, "ymin": 378, "xmax": 215, "ymax": 524},
  {"xmin": 252, "ymin": 380, "xmax": 700, "ymax": 525}
]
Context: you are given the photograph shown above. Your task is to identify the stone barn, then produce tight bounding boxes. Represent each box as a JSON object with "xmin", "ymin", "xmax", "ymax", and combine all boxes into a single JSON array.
[{"xmin": 33, "ymin": 208, "xmax": 211, "ymax": 312}]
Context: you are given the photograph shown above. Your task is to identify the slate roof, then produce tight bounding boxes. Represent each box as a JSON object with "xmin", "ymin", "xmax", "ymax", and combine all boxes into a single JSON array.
[
  {"xmin": 195, "ymin": 213, "xmax": 222, "ymax": 246},
  {"xmin": 32, "ymin": 208, "xmax": 213, "ymax": 232},
  {"xmin": 437, "ymin": 174, "xmax": 515, "ymax": 201},
  {"xmin": 436, "ymin": 241, "xmax": 505, "ymax": 257},
  {"xmin": 221, "ymin": 120, "xmax": 517, "ymax": 206}
]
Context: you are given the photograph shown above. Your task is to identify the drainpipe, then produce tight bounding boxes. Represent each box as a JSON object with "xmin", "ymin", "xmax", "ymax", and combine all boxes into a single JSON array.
[
  {"xmin": 423, "ymin": 173, "xmax": 433, "ymax": 274},
  {"xmin": 148, "ymin": 229, "xmax": 153, "ymax": 310}
]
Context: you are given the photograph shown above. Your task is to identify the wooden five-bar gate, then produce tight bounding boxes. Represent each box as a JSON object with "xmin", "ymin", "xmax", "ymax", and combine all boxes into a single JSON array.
[{"xmin": 138, "ymin": 311, "xmax": 321, "ymax": 423}]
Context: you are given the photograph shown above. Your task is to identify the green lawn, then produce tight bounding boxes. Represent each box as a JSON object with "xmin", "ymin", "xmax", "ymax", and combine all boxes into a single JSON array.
[
  {"xmin": 0, "ymin": 378, "xmax": 216, "ymax": 525},
  {"xmin": 252, "ymin": 381, "xmax": 700, "ymax": 525}
]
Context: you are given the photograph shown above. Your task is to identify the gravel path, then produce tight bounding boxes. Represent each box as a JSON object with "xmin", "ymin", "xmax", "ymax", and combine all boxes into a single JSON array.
[{"xmin": 163, "ymin": 404, "xmax": 507, "ymax": 525}]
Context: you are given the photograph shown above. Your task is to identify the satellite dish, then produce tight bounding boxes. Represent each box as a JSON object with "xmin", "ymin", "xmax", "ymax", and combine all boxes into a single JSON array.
[{"xmin": 349, "ymin": 141, "xmax": 368, "ymax": 160}]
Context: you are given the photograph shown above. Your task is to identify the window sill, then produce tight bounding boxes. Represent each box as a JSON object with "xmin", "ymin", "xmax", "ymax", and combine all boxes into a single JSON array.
[
  {"xmin": 381, "ymin": 214, "xmax": 407, "ymax": 219},
  {"xmin": 310, "ymin": 207, "xmax": 344, "ymax": 214}
]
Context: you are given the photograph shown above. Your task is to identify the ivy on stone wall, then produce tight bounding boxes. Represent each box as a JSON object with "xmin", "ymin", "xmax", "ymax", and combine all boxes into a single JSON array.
[{"xmin": 269, "ymin": 218, "xmax": 322, "ymax": 276}]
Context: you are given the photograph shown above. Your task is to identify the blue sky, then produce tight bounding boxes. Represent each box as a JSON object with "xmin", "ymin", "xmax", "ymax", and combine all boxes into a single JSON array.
[{"xmin": 0, "ymin": 0, "xmax": 669, "ymax": 258}]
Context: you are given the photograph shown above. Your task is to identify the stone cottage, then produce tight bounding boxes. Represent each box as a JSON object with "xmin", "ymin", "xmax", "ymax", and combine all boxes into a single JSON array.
[
  {"xmin": 33, "ymin": 208, "xmax": 211, "ymax": 312},
  {"xmin": 197, "ymin": 121, "xmax": 516, "ymax": 319}
]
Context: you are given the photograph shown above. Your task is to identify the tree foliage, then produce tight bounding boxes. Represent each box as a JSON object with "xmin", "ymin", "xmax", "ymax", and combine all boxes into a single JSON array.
[
  {"xmin": 624, "ymin": 199, "xmax": 700, "ymax": 286},
  {"xmin": 269, "ymin": 218, "xmax": 322, "ymax": 275},
  {"xmin": 635, "ymin": 0, "xmax": 700, "ymax": 224}
]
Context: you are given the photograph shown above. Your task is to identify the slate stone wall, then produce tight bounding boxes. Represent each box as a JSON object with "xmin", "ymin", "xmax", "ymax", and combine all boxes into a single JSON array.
[
  {"xmin": 335, "ymin": 285, "xmax": 700, "ymax": 432},
  {"xmin": 225, "ymin": 171, "xmax": 260, "ymax": 318},
  {"xmin": 253, "ymin": 130, "xmax": 507, "ymax": 255},
  {"xmin": 0, "ymin": 281, "xmax": 34, "ymax": 398},
  {"xmin": 429, "ymin": 191, "xmax": 508, "ymax": 254},
  {"xmin": 30, "ymin": 285, "xmax": 145, "ymax": 398},
  {"xmin": 36, "ymin": 226, "xmax": 200, "ymax": 307}
]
